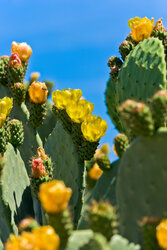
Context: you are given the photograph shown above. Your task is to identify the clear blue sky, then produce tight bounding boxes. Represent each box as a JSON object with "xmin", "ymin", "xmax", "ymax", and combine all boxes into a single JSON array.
[{"xmin": 0, "ymin": 0, "xmax": 166, "ymax": 161}]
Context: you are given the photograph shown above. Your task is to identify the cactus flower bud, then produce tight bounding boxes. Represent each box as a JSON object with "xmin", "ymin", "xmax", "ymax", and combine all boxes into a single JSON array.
[
  {"xmin": 100, "ymin": 143, "xmax": 110, "ymax": 155},
  {"xmin": 128, "ymin": 17, "xmax": 154, "ymax": 42},
  {"xmin": 88, "ymin": 163, "xmax": 103, "ymax": 180},
  {"xmin": 30, "ymin": 72, "xmax": 40, "ymax": 82},
  {"xmin": 156, "ymin": 219, "xmax": 167, "ymax": 249},
  {"xmin": 37, "ymin": 147, "xmax": 48, "ymax": 160},
  {"xmin": 11, "ymin": 41, "xmax": 32, "ymax": 62},
  {"xmin": 9, "ymin": 53, "xmax": 22, "ymax": 69},
  {"xmin": 18, "ymin": 218, "xmax": 40, "ymax": 232},
  {"xmin": 153, "ymin": 18, "xmax": 165, "ymax": 31},
  {"xmin": 32, "ymin": 158, "xmax": 46, "ymax": 178},
  {"xmin": 39, "ymin": 180, "xmax": 72, "ymax": 214},
  {"xmin": 28, "ymin": 81, "xmax": 48, "ymax": 104}
]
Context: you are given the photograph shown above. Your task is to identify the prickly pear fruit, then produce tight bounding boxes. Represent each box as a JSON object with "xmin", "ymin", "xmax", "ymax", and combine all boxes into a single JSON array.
[
  {"xmin": 86, "ymin": 200, "xmax": 118, "ymax": 241},
  {"xmin": 113, "ymin": 133, "xmax": 129, "ymax": 158},
  {"xmin": 8, "ymin": 119, "xmax": 24, "ymax": 147}
]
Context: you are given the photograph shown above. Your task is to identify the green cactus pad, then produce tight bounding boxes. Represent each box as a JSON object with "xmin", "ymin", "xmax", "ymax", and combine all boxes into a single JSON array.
[
  {"xmin": 0, "ymin": 143, "xmax": 33, "ymax": 242},
  {"xmin": 78, "ymin": 160, "xmax": 120, "ymax": 230},
  {"xmin": 44, "ymin": 121, "xmax": 85, "ymax": 226},
  {"xmin": 47, "ymin": 209, "xmax": 73, "ymax": 249},
  {"xmin": 110, "ymin": 235, "xmax": 141, "ymax": 250},
  {"xmin": 37, "ymin": 101, "xmax": 56, "ymax": 145},
  {"xmin": 0, "ymin": 239, "xmax": 4, "ymax": 250},
  {"xmin": 105, "ymin": 77, "xmax": 125, "ymax": 133},
  {"xmin": 0, "ymin": 85, "xmax": 42, "ymax": 174},
  {"xmin": 117, "ymin": 130, "xmax": 167, "ymax": 244},
  {"xmin": 65, "ymin": 230, "xmax": 94, "ymax": 250},
  {"xmin": 86, "ymin": 200, "xmax": 117, "ymax": 240},
  {"xmin": 79, "ymin": 233, "xmax": 111, "ymax": 250},
  {"xmin": 117, "ymin": 37, "xmax": 166, "ymax": 103},
  {"xmin": 106, "ymin": 38, "xmax": 167, "ymax": 133}
]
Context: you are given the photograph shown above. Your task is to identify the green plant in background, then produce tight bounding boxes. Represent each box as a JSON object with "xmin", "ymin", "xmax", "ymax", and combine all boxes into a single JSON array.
[{"xmin": 1, "ymin": 15, "xmax": 167, "ymax": 250}]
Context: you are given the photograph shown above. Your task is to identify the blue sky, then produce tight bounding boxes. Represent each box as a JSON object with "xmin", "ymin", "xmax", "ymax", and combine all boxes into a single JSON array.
[{"xmin": 0, "ymin": 0, "xmax": 166, "ymax": 161}]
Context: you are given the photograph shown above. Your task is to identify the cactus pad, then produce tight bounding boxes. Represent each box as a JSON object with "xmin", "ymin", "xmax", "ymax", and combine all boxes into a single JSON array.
[{"xmin": 117, "ymin": 129, "xmax": 167, "ymax": 244}]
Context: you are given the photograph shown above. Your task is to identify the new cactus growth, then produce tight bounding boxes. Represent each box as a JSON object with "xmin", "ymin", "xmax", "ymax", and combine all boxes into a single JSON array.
[
  {"xmin": 86, "ymin": 200, "xmax": 118, "ymax": 241},
  {"xmin": 151, "ymin": 90, "xmax": 167, "ymax": 129},
  {"xmin": 140, "ymin": 217, "xmax": 161, "ymax": 250},
  {"xmin": 119, "ymin": 100, "xmax": 154, "ymax": 137},
  {"xmin": 113, "ymin": 133, "xmax": 129, "ymax": 157},
  {"xmin": 30, "ymin": 147, "xmax": 53, "ymax": 195}
]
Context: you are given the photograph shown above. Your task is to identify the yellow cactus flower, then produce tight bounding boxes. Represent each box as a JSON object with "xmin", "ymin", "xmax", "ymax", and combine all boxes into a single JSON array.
[
  {"xmin": 128, "ymin": 17, "xmax": 142, "ymax": 29},
  {"xmin": 52, "ymin": 88, "xmax": 82, "ymax": 110},
  {"xmin": 66, "ymin": 99, "xmax": 94, "ymax": 123},
  {"xmin": 128, "ymin": 17, "xmax": 154, "ymax": 42},
  {"xmin": 39, "ymin": 180, "xmax": 72, "ymax": 214},
  {"xmin": 28, "ymin": 81, "xmax": 48, "ymax": 104},
  {"xmin": 0, "ymin": 97, "xmax": 13, "ymax": 117},
  {"xmin": 81, "ymin": 115, "xmax": 108, "ymax": 142},
  {"xmin": 0, "ymin": 113, "xmax": 6, "ymax": 128},
  {"xmin": 5, "ymin": 232, "xmax": 35, "ymax": 250},
  {"xmin": 5, "ymin": 226, "xmax": 60, "ymax": 250},
  {"xmin": 156, "ymin": 219, "xmax": 167, "ymax": 249},
  {"xmin": 32, "ymin": 226, "xmax": 60, "ymax": 250},
  {"xmin": 88, "ymin": 163, "xmax": 103, "ymax": 180},
  {"xmin": 11, "ymin": 41, "xmax": 32, "ymax": 62}
]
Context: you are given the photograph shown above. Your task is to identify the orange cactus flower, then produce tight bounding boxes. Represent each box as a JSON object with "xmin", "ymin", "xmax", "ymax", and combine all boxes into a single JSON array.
[
  {"xmin": 9, "ymin": 53, "xmax": 22, "ymax": 69},
  {"xmin": 88, "ymin": 163, "xmax": 103, "ymax": 180},
  {"xmin": 28, "ymin": 81, "xmax": 48, "ymax": 104},
  {"xmin": 11, "ymin": 41, "xmax": 32, "ymax": 62},
  {"xmin": 39, "ymin": 180, "xmax": 72, "ymax": 214}
]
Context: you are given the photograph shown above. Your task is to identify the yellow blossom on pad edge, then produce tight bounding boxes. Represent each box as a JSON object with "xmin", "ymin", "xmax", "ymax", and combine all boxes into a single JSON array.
[
  {"xmin": 156, "ymin": 219, "xmax": 167, "ymax": 249},
  {"xmin": 39, "ymin": 180, "xmax": 72, "ymax": 214},
  {"xmin": 81, "ymin": 115, "xmax": 108, "ymax": 142},
  {"xmin": 5, "ymin": 226, "xmax": 60, "ymax": 250},
  {"xmin": 66, "ymin": 99, "xmax": 94, "ymax": 123},
  {"xmin": 52, "ymin": 88, "xmax": 82, "ymax": 110},
  {"xmin": 128, "ymin": 17, "xmax": 154, "ymax": 42},
  {"xmin": 88, "ymin": 163, "xmax": 103, "ymax": 180},
  {"xmin": 0, "ymin": 97, "xmax": 13, "ymax": 116}
]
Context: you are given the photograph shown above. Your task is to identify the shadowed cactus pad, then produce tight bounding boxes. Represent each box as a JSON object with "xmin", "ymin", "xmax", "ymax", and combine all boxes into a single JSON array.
[{"xmin": 117, "ymin": 129, "xmax": 167, "ymax": 244}]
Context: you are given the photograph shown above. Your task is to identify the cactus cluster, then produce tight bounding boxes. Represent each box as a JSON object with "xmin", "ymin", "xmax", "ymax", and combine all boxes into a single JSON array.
[{"xmin": 1, "ymin": 16, "xmax": 167, "ymax": 250}]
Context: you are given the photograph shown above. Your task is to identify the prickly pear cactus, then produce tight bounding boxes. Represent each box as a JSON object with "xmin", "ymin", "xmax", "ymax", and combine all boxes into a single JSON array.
[
  {"xmin": 0, "ymin": 143, "xmax": 33, "ymax": 243},
  {"xmin": 44, "ymin": 121, "xmax": 85, "ymax": 225},
  {"xmin": 106, "ymin": 37, "xmax": 167, "ymax": 132},
  {"xmin": 117, "ymin": 129, "xmax": 167, "ymax": 244}
]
